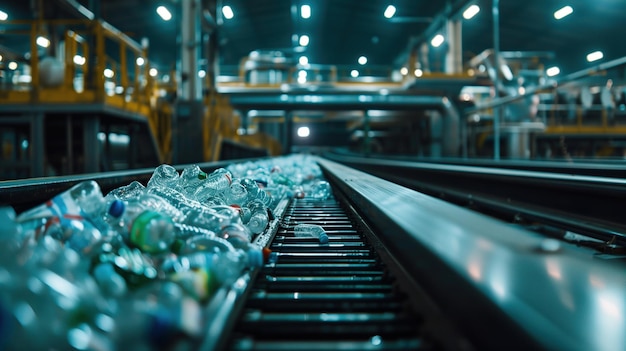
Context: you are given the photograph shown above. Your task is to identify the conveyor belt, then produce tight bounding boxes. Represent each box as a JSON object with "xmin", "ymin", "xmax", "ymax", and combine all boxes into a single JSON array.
[{"xmin": 226, "ymin": 196, "xmax": 434, "ymax": 350}]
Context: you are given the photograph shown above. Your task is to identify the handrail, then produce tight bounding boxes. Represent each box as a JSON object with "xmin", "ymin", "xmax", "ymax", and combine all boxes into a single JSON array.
[{"xmin": 466, "ymin": 55, "xmax": 626, "ymax": 115}]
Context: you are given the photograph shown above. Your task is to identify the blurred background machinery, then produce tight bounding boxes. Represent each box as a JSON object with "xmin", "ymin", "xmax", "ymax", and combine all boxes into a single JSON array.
[{"xmin": 1, "ymin": 0, "xmax": 626, "ymax": 180}]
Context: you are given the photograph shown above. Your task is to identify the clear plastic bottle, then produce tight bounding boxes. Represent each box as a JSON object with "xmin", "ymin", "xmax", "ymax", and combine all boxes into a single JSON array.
[
  {"xmin": 178, "ymin": 164, "xmax": 207, "ymax": 197},
  {"xmin": 225, "ymin": 180, "xmax": 248, "ymax": 206},
  {"xmin": 147, "ymin": 164, "xmax": 180, "ymax": 189},
  {"xmin": 308, "ymin": 180, "xmax": 331, "ymax": 200},
  {"xmin": 105, "ymin": 180, "xmax": 146, "ymax": 201},
  {"xmin": 293, "ymin": 223, "xmax": 329, "ymax": 244},
  {"xmin": 15, "ymin": 180, "xmax": 108, "ymax": 248},
  {"xmin": 245, "ymin": 199, "xmax": 269, "ymax": 235},
  {"xmin": 193, "ymin": 168, "xmax": 233, "ymax": 202},
  {"xmin": 218, "ymin": 223, "xmax": 263, "ymax": 267},
  {"xmin": 128, "ymin": 210, "xmax": 176, "ymax": 254}
]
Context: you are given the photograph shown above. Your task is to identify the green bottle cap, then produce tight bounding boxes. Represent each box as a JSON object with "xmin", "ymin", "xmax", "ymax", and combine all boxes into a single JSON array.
[{"xmin": 130, "ymin": 210, "xmax": 175, "ymax": 254}]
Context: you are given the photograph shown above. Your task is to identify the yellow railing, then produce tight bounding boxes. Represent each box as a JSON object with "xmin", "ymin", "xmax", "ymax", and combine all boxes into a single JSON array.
[{"xmin": 0, "ymin": 18, "xmax": 174, "ymax": 162}]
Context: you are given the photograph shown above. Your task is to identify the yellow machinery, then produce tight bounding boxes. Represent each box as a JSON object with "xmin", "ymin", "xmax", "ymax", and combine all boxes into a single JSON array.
[{"xmin": 0, "ymin": 17, "xmax": 281, "ymax": 179}]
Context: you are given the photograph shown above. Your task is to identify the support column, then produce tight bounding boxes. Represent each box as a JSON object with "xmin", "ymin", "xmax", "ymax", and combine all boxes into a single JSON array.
[
  {"xmin": 180, "ymin": 0, "xmax": 202, "ymax": 101},
  {"xmin": 445, "ymin": 19, "xmax": 463, "ymax": 74},
  {"xmin": 283, "ymin": 111, "xmax": 293, "ymax": 154},
  {"xmin": 493, "ymin": 0, "xmax": 501, "ymax": 160}
]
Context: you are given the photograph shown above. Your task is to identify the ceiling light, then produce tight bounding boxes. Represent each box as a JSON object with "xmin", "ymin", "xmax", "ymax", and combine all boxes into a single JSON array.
[
  {"xmin": 463, "ymin": 5, "xmax": 480, "ymax": 20},
  {"xmin": 301, "ymin": 5, "xmax": 311, "ymax": 19},
  {"xmin": 400, "ymin": 67, "xmax": 408, "ymax": 75},
  {"xmin": 0, "ymin": 54, "xmax": 3, "ymax": 61},
  {"xmin": 149, "ymin": 68, "xmax": 158, "ymax": 77},
  {"xmin": 554, "ymin": 6, "xmax": 573, "ymax": 20},
  {"xmin": 73, "ymin": 55, "xmax": 86, "ymax": 65},
  {"xmin": 414, "ymin": 69, "xmax": 423, "ymax": 77},
  {"xmin": 299, "ymin": 35, "xmax": 310, "ymax": 46},
  {"xmin": 384, "ymin": 5, "xmax": 396, "ymax": 19},
  {"xmin": 156, "ymin": 6, "xmax": 172, "ymax": 21},
  {"xmin": 297, "ymin": 75, "xmax": 306, "ymax": 84},
  {"xmin": 297, "ymin": 126, "xmax": 310, "ymax": 138},
  {"xmin": 351, "ymin": 70, "xmax": 359, "ymax": 78},
  {"xmin": 136, "ymin": 57, "xmax": 145, "ymax": 66},
  {"xmin": 298, "ymin": 70, "xmax": 307, "ymax": 77},
  {"xmin": 0, "ymin": 10, "xmax": 8, "ymax": 21},
  {"xmin": 198, "ymin": 70, "xmax": 206, "ymax": 78},
  {"xmin": 431, "ymin": 34, "xmax": 444, "ymax": 47},
  {"xmin": 299, "ymin": 56, "xmax": 309, "ymax": 65},
  {"xmin": 358, "ymin": 56, "xmax": 367, "ymax": 65},
  {"xmin": 546, "ymin": 66, "xmax": 560, "ymax": 77},
  {"xmin": 36, "ymin": 36, "xmax": 50, "ymax": 48},
  {"xmin": 104, "ymin": 68, "xmax": 114, "ymax": 78},
  {"xmin": 8, "ymin": 61, "xmax": 17, "ymax": 70},
  {"xmin": 222, "ymin": 5, "xmax": 234, "ymax": 20},
  {"xmin": 586, "ymin": 51, "xmax": 604, "ymax": 62}
]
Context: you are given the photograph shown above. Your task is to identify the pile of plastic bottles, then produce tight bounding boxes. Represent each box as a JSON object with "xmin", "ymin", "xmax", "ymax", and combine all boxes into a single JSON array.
[{"xmin": 0, "ymin": 154, "xmax": 331, "ymax": 350}]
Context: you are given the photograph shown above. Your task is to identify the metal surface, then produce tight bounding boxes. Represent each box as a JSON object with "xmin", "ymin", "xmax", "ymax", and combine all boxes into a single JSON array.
[
  {"xmin": 224, "ymin": 196, "xmax": 456, "ymax": 350},
  {"xmin": 324, "ymin": 153, "xmax": 626, "ymax": 246},
  {"xmin": 317, "ymin": 156, "xmax": 626, "ymax": 351}
]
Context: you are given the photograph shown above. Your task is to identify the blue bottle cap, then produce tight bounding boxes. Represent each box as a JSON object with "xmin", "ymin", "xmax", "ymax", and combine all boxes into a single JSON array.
[
  {"xmin": 319, "ymin": 232, "xmax": 329, "ymax": 244},
  {"xmin": 108, "ymin": 200, "xmax": 125, "ymax": 218}
]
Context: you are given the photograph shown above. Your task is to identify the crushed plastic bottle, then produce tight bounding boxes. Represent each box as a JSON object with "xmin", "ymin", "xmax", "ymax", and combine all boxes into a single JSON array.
[{"xmin": 293, "ymin": 223, "xmax": 329, "ymax": 244}]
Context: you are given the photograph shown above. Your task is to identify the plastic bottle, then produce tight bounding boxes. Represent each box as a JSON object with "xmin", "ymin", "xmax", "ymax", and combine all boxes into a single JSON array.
[
  {"xmin": 129, "ymin": 210, "xmax": 176, "ymax": 254},
  {"xmin": 178, "ymin": 164, "xmax": 207, "ymax": 197},
  {"xmin": 245, "ymin": 199, "xmax": 269, "ymax": 235},
  {"xmin": 0, "ymin": 206, "xmax": 23, "ymax": 255},
  {"xmin": 218, "ymin": 223, "xmax": 263, "ymax": 267},
  {"xmin": 293, "ymin": 223, "xmax": 329, "ymax": 244},
  {"xmin": 182, "ymin": 206, "xmax": 231, "ymax": 234},
  {"xmin": 15, "ymin": 180, "xmax": 108, "ymax": 248},
  {"xmin": 105, "ymin": 180, "xmax": 146, "ymax": 201},
  {"xmin": 147, "ymin": 164, "xmax": 180, "ymax": 189},
  {"xmin": 309, "ymin": 180, "xmax": 332, "ymax": 200},
  {"xmin": 225, "ymin": 180, "xmax": 248, "ymax": 206},
  {"xmin": 193, "ymin": 168, "xmax": 233, "ymax": 202}
]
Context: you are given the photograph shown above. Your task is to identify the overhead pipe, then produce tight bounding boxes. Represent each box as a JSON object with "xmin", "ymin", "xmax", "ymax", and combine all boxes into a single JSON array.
[{"xmin": 393, "ymin": 0, "xmax": 474, "ymax": 67}]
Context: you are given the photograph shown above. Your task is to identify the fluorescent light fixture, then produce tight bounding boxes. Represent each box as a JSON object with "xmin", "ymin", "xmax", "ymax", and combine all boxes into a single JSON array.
[
  {"xmin": 587, "ymin": 51, "xmax": 604, "ymax": 62},
  {"xmin": 384, "ymin": 5, "xmax": 396, "ymax": 19},
  {"xmin": 149, "ymin": 68, "xmax": 158, "ymax": 77},
  {"xmin": 156, "ymin": 6, "xmax": 172, "ymax": 21},
  {"xmin": 358, "ymin": 56, "xmax": 367, "ymax": 65},
  {"xmin": 299, "ymin": 56, "xmax": 308, "ymax": 65},
  {"xmin": 299, "ymin": 35, "xmax": 310, "ymax": 46},
  {"xmin": 73, "ymin": 55, "xmax": 86, "ymax": 65},
  {"xmin": 414, "ymin": 69, "xmax": 423, "ymax": 77},
  {"xmin": 297, "ymin": 126, "xmax": 310, "ymax": 138},
  {"xmin": 198, "ymin": 70, "xmax": 206, "ymax": 78},
  {"xmin": 546, "ymin": 66, "xmax": 560, "ymax": 77},
  {"xmin": 351, "ymin": 69, "xmax": 359, "ymax": 78},
  {"xmin": 463, "ymin": 5, "xmax": 480, "ymax": 19},
  {"xmin": 36, "ymin": 36, "xmax": 50, "ymax": 48},
  {"xmin": 222, "ymin": 5, "xmax": 234, "ymax": 19},
  {"xmin": 301, "ymin": 5, "xmax": 311, "ymax": 19},
  {"xmin": 136, "ymin": 57, "xmax": 145, "ymax": 66},
  {"xmin": 0, "ymin": 10, "xmax": 8, "ymax": 21},
  {"xmin": 400, "ymin": 67, "xmax": 408, "ymax": 75},
  {"xmin": 431, "ymin": 34, "xmax": 444, "ymax": 47},
  {"xmin": 104, "ymin": 68, "xmax": 115, "ymax": 78},
  {"xmin": 554, "ymin": 6, "xmax": 573, "ymax": 20},
  {"xmin": 8, "ymin": 62, "xmax": 18, "ymax": 70}
]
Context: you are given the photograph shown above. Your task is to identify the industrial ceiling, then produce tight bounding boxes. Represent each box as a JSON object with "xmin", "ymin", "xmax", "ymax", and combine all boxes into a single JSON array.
[{"xmin": 2, "ymin": 0, "xmax": 626, "ymax": 79}]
